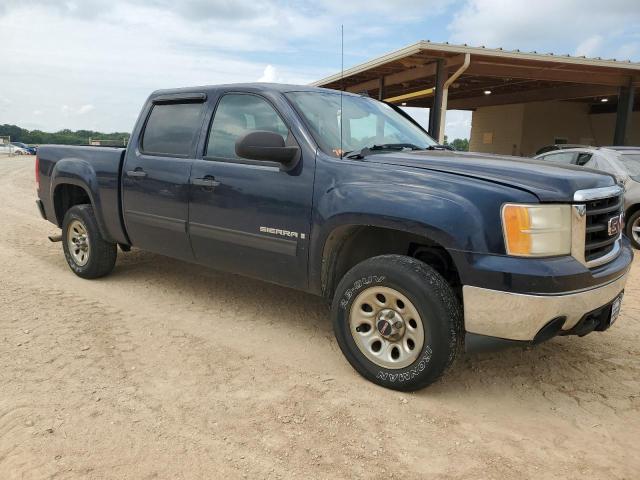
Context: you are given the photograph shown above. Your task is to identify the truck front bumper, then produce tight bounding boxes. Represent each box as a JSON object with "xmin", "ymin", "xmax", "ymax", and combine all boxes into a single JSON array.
[
  {"xmin": 457, "ymin": 235, "xmax": 634, "ymax": 346},
  {"xmin": 463, "ymin": 272, "xmax": 628, "ymax": 342}
]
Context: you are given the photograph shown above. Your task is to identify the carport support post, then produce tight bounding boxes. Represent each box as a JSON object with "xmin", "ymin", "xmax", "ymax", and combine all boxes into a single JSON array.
[
  {"xmin": 614, "ymin": 78, "xmax": 634, "ymax": 146},
  {"xmin": 437, "ymin": 53, "xmax": 471, "ymax": 144},
  {"xmin": 377, "ymin": 77, "xmax": 385, "ymax": 101},
  {"xmin": 428, "ymin": 59, "xmax": 446, "ymax": 140}
]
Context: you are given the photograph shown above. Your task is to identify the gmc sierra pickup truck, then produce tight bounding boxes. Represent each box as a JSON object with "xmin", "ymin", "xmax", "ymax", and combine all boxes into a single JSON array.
[{"xmin": 36, "ymin": 83, "xmax": 633, "ymax": 391}]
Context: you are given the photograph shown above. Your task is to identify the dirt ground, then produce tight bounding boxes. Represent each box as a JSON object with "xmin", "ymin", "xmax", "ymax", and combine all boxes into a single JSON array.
[{"xmin": 0, "ymin": 154, "xmax": 638, "ymax": 479}]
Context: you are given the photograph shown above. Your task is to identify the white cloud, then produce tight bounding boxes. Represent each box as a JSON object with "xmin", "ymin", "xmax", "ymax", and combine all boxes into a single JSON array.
[
  {"xmin": 60, "ymin": 104, "xmax": 96, "ymax": 117},
  {"xmin": 257, "ymin": 65, "xmax": 281, "ymax": 82},
  {"xmin": 77, "ymin": 104, "xmax": 95, "ymax": 115},
  {"xmin": 0, "ymin": 2, "xmax": 325, "ymax": 131},
  {"xmin": 616, "ymin": 42, "xmax": 640, "ymax": 61},
  {"xmin": 445, "ymin": 110, "xmax": 472, "ymax": 140},
  {"xmin": 402, "ymin": 107, "xmax": 472, "ymax": 140},
  {"xmin": 1, "ymin": 0, "xmax": 637, "ymax": 135},
  {"xmin": 448, "ymin": 0, "xmax": 640, "ymax": 57},
  {"xmin": 317, "ymin": 0, "xmax": 454, "ymax": 19},
  {"xmin": 575, "ymin": 35, "xmax": 604, "ymax": 57}
]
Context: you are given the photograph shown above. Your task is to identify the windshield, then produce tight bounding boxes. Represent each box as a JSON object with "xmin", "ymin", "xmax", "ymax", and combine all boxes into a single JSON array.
[
  {"xmin": 286, "ymin": 91, "xmax": 437, "ymax": 157},
  {"xmin": 619, "ymin": 153, "xmax": 640, "ymax": 181}
]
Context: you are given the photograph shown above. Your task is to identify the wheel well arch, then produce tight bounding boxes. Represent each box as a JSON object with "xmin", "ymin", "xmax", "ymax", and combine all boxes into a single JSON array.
[
  {"xmin": 321, "ymin": 225, "xmax": 461, "ymax": 301},
  {"xmin": 53, "ymin": 183, "xmax": 92, "ymax": 227},
  {"xmin": 626, "ymin": 203, "xmax": 640, "ymax": 222}
]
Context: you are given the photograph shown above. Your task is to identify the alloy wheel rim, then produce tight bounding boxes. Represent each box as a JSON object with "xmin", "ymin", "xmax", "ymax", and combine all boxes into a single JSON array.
[
  {"xmin": 349, "ymin": 286, "xmax": 425, "ymax": 369},
  {"xmin": 67, "ymin": 219, "xmax": 90, "ymax": 266},
  {"xmin": 633, "ymin": 217, "xmax": 640, "ymax": 244}
]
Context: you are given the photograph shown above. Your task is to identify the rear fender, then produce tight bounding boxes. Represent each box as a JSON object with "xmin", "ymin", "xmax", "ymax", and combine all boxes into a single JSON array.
[{"xmin": 50, "ymin": 158, "xmax": 112, "ymax": 242}]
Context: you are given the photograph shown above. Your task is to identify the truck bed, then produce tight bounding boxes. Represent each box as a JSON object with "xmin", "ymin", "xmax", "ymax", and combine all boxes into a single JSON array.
[{"xmin": 37, "ymin": 145, "xmax": 128, "ymax": 244}]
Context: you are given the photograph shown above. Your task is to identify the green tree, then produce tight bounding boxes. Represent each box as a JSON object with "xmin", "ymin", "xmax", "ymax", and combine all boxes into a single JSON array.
[
  {"xmin": 451, "ymin": 138, "xmax": 469, "ymax": 151},
  {"xmin": 0, "ymin": 124, "xmax": 129, "ymax": 146},
  {"xmin": 442, "ymin": 135, "xmax": 469, "ymax": 151}
]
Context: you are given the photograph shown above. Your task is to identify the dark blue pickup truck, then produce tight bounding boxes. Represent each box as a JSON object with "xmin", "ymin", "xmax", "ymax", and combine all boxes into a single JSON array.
[{"xmin": 35, "ymin": 83, "xmax": 633, "ymax": 390}]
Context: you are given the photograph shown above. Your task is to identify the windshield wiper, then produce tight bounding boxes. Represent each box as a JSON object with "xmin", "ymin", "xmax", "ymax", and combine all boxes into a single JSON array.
[
  {"xmin": 344, "ymin": 143, "xmax": 423, "ymax": 159},
  {"xmin": 425, "ymin": 144, "xmax": 454, "ymax": 151}
]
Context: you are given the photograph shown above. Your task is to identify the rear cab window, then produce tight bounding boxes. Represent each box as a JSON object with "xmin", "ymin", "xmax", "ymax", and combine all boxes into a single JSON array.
[
  {"xmin": 142, "ymin": 102, "xmax": 204, "ymax": 156},
  {"xmin": 540, "ymin": 152, "xmax": 576, "ymax": 164},
  {"xmin": 575, "ymin": 152, "xmax": 593, "ymax": 166}
]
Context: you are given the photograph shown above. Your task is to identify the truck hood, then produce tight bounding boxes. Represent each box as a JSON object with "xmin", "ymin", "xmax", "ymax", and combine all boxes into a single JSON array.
[{"xmin": 363, "ymin": 150, "xmax": 616, "ymax": 202}]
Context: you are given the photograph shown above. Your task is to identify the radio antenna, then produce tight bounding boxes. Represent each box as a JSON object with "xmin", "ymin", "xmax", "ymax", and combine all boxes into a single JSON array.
[{"xmin": 339, "ymin": 24, "xmax": 344, "ymax": 158}]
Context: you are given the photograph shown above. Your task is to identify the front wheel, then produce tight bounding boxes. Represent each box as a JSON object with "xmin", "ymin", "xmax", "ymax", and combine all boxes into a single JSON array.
[
  {"xmin": 626, "ymin": 210, "xmax": 640, "ymax": 249},
  {"xmin": 331, "ymin": 255, "xmax": 462, "ymax": 391},
  {"xmin": 62, "ymin": 205, "xmax": 117, "ymax": 279}
]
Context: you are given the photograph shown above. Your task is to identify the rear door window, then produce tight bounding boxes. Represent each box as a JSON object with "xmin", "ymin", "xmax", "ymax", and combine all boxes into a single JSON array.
[{"xmin": 142, "ymin": 102, "xmax": 204, "ymax": 156}]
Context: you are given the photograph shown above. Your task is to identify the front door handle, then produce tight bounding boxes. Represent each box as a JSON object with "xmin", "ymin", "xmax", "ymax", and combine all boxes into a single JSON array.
[
  {"xmin": 126, "ymin": 168, "xmax": 147, "ymax": 178},
  {"xmin": 192, "ymin": 176, "xmax": 220, "ymax": 189}
]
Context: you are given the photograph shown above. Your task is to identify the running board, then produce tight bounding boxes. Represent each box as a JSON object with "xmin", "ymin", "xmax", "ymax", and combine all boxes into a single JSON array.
[{"xmin": 48, "ymin": 234, "xmax": 62, "ymax": 243}]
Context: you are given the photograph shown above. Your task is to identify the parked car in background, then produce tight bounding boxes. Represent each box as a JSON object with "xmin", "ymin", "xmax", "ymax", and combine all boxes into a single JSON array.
[
  {"xmin": 535, "ymin": 143, "xmax": 589, "ymax": 156},
  {"xmin": 0, "ymin": 143, "xmax": 29, "ymax": 155},
  {"xmin": 535, "ymin": 146, "xmax": 640, "ymax": 249},
  {"xmin": 11, "ymin": 142, "xmax": 37, "ymax": 155}
]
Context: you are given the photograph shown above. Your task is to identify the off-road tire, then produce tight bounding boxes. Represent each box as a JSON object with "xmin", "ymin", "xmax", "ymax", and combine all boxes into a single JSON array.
[
  {"xmin": 62, "ymin": 205, "xmax": 117, "ymax": 279},
  {"xmin": 331, "ymin": 254, "xmax": 463, "ymax": 391},
  {"xmin": 626, "ymin": 210, "xmax": 640, "ymax": 250}
]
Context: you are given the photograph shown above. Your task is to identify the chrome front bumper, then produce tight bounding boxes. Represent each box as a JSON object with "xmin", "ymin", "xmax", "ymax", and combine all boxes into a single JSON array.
[{"xmin": 463, "ymin": 273, "xmax": 628, "ymax": 341}]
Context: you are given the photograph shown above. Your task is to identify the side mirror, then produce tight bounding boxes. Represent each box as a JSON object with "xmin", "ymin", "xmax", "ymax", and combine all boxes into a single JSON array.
[{"xmin": 235, "ymin": 130, "xmax": 299, "ymax": 166}]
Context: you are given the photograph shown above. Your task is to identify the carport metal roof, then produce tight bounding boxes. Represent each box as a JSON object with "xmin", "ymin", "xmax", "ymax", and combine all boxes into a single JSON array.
[{"xmin": 312, "ymin": 41, "xmax": 639, "ymax": 144}]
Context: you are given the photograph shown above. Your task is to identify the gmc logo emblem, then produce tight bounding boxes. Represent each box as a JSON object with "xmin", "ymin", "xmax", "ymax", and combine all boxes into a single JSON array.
[{"xmin": 608, "ymin": 215, "xmax": 622, "ymax": 236}]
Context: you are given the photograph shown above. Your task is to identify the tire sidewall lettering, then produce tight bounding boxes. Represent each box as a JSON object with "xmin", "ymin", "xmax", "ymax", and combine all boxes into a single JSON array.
[
  {"xmin": 339, "ymin": 275, "xmax": 385, "ymax": 309},
  {"xmin": 375, "ymin": 345, "xmax": 433, "ymax": 383}
]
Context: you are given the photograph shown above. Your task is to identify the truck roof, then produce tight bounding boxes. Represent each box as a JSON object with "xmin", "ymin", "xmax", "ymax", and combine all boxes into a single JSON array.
[{"xmin": 150, "ymin": 82, "xmax": 361, "ymax": 98}]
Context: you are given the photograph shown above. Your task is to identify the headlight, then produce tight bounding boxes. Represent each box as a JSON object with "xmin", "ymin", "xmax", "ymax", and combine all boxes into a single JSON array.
[{"xmin": 501, "ymin": 204, "xmax": 571, "ymax": 257}]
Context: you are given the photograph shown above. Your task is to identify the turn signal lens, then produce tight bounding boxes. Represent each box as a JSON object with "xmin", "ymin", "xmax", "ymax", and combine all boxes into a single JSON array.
[
  {"xmin": 501, "ymin": 204, "xmax": 571, "ymax": 257},
  {"xmin": 502, "ymin": 204, "xmax": 531, "ymax": 255}
]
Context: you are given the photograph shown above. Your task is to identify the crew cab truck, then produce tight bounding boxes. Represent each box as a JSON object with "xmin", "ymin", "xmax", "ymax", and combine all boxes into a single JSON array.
[{"xmin": 35, "ymin": 84, "xmax": 633, "ymax": 391}]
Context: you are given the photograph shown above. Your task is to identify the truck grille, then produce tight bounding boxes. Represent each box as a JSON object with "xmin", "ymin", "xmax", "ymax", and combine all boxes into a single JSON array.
[{"xmin": 584, "ymin": 194, "xmax": 623, "ymax": 263}]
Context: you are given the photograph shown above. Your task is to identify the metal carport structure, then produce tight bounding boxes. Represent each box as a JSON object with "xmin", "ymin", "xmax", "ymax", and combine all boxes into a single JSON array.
[{"xmin": 312, "ymin": 41, "xmax": 639, "ymax": 147}]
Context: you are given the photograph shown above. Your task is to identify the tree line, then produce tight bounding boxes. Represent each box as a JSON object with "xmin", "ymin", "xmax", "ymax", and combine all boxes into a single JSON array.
[
  {"xmin": 1, "ymin": 123, "xmax": 470, "ymax": 151},
  {"xmin": 443, "ymin": 136, "xmax": 469, "ymax": 151},
  {"xmin": 0, "ymin": 124, "xmax": 129, "ymax": 146}
]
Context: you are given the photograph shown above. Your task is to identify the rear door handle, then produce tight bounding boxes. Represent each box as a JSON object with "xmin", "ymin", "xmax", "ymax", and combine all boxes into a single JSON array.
[
  {"xmin": 192, "ymin": 176, "xmax": 220, "ymax": 188},
  {"xmin": 126, "ymin": 168, "xmax": 147, "ymax": 178}
]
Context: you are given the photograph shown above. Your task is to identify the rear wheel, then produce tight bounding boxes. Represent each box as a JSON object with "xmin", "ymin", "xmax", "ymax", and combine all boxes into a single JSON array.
[
  {"xmin": 62, "ymin": 205, "xmax": 117, "ymax": 279},
  {"xmin": 331, "ymin": 255, "xmax": 462, "ymax": 391},
  {"xmin": 626, "ymin": 210, "xmax": 640, "ymax": 249}
]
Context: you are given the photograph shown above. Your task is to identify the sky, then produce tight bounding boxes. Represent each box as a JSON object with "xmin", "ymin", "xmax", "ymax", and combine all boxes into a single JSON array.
[{"xmin": 0, "ymin": 0, "xmax": 639, "ymax": 140}]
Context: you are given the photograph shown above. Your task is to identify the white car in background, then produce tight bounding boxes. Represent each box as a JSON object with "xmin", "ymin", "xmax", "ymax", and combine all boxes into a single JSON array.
[
  {"xmin": 535, "ymin": 146, "xmax": 640, "ymax": 249},
  {"xmin": 0, "ymin": 143, "xmax": 30, "ymax": 155}
]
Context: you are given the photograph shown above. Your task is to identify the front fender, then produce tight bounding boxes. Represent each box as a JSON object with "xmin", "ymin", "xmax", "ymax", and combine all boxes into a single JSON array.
[
  {"xmin": 314, "ymin": 181, "xmax": 488, "ymax": 251},
  {"xmin": 50, "ymin": 158, "xmax": 113, "ymax": 242},
  {"xmin": 308, "ymin": 163, "xmax": 538, "ymax": 294}
]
